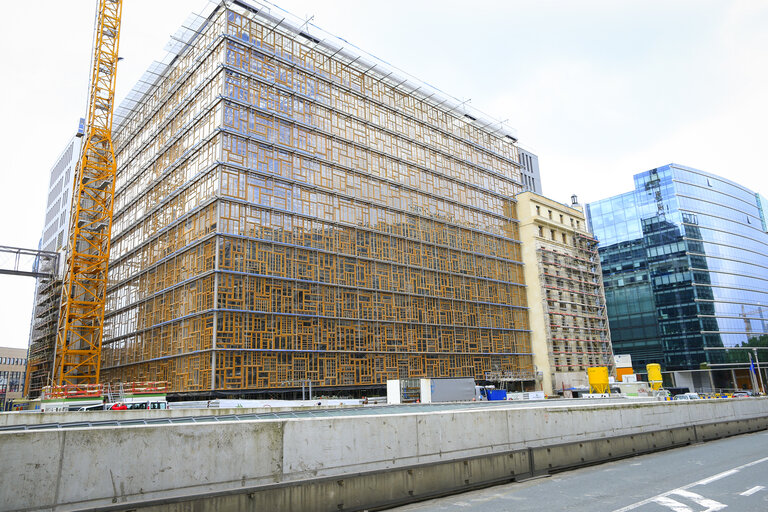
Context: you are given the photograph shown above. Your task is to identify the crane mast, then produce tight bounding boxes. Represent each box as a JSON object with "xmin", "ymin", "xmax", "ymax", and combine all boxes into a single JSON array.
[{"xmin": 54, "ymin": 0, "xmax": 122, "ymax": 386}]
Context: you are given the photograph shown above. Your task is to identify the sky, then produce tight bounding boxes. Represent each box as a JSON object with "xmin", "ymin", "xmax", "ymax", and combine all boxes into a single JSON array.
[{"xmin": 0, "ymin": 0, "xmax": 766, "ymax": 349}]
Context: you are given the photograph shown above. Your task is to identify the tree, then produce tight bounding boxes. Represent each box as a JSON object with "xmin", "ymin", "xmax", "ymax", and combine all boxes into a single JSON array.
[{"xmin": 725, "ymin": 335, "xmax": 768, "ymax": 364}]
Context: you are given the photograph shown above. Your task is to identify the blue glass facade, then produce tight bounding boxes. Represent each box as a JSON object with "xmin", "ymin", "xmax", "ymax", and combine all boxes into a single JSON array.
[{"xmin": 587, "ymin": 164, "xmax": 768, "ymax": 370}]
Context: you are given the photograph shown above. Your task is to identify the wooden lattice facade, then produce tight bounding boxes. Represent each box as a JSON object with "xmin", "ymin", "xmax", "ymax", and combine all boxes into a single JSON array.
[{"xmin": 102, "ymin": 3, "xmax": 532, "ymax": 395}]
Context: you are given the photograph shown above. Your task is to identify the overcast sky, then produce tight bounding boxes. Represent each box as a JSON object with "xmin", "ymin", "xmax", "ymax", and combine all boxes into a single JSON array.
[{"xmin": 0, "ymin": 0, "xmax": 766, "ymax": 350}]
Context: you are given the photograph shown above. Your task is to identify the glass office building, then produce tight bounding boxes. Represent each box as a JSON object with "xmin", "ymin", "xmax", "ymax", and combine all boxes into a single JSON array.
[
  {"xmin": 98, "ymin": 1, "xmax": 533, "ymax": 397},
  {"xmin": 587, "ymin": 164, "xmax": 768, "ymax": 370}
]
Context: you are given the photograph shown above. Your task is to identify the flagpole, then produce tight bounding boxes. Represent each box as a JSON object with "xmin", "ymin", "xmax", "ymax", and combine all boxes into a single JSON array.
[
  {"xmin": 747, "ymin": 352, "xmax": 758, "ymax": 393},
  {"xmin": 753, "ymin": 348, "xmax": 765, "ymax": 395}
]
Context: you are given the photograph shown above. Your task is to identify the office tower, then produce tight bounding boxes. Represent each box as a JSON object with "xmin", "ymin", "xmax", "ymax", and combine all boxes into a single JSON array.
[{"xmin": 587, "ymin": 164, "xmax": 768, "ymax": 371}]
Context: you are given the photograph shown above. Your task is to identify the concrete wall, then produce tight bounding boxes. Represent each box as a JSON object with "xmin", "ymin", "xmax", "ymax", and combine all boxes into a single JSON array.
[
  {"xmin": 0, "ymin": 404, "xmax": 355, "ymax": 427},
  {"xmin": 2, "ymin": 399, "xmax": 768, "ymax": 511}
]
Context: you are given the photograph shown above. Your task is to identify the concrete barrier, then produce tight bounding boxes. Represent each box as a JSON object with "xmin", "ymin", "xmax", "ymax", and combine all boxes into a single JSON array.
[
  {"xmin": 0, "ymin": 404, "xmax": 354, "ymax": 427},
  {"xmin": 2, "ymin": 398, "xmax": 767, "ymax": 511}
]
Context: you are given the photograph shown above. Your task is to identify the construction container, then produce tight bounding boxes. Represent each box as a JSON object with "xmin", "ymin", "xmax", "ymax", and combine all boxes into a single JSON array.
[
  {"xmin": 647, "ymin": 363, "xmax": 663, "ymax": 390},
  {"xmin": 616, "ymin": 367, "xmax": 634, "ymax": 381},
  {"xmin": 486, "ymin": 389, "xmax": 508, "ymax": 401},
  {"xmin": 587, "ymin": 367, "xmax": 610, "ymax": 394},
  {"xmin": 421, "ymin": 378, "xmax": 476, "ymax": 403}
]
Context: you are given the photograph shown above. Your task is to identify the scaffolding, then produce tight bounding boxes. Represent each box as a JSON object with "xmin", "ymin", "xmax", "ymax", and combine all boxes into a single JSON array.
[
  {"xmin": 100, "ymin": 2, "xmax": 532, "ymax": 395},
  {"xmin": 538, "ymin": 231, "xmax": 614, "ymax": 375},
  {"xmin": 25, "ymin": 256, "xmax": 62, "ymax": 396}
]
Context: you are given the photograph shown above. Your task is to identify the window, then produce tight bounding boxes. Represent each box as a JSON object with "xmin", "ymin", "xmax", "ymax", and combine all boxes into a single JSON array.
[
  {"xmin": 562, "ymin": 233, "xmax": 567, "ymax": 243},
  {"xmin": 560, "ymin": 214, "xmax": 564, "ymax": 223},
  {"xmin": 535, "ymin": 205, "xmax": 540, "ymax": 216},
  {"xmin": 550, "ymin": 229, "xmax": 556, "ymax": 240},
  {"xmin": 548, "ymin": 210, "xmax": 552, "ymax": 219},
  {"xmin": 538, "ymin": 226, "xmax": 544, "ymax": 237}
]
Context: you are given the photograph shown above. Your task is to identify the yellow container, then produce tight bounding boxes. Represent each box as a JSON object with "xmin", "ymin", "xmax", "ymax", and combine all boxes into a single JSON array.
[
  {"xmin": 588, "ymin": 367, "xmax": 610, "ymax": 394},
  {"xmin": 647, "ymin": 363, "xmax": 663, "ymax": 390}
]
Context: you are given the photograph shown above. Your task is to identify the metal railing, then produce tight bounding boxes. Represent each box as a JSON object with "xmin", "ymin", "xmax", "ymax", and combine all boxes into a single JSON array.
[{"xmin": 0, "ymin": 246, "xmax": 58, "ymax": 279}]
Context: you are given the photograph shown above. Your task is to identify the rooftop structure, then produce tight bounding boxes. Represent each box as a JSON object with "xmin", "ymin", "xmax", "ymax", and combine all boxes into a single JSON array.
[
  {"xmin": 100, "ymin": 0, "xmax": 533, "ymax": 396},
  {"xmin": 587, "ymin": 164, "xmax": 768, "ymax": 371},
  {"xmin": 518, "ymin": 148, "xmax": 542, "ymax": 194},
  {"xmin": 517, "ymin": 191, "xmax": 614, "ymax": 394}
]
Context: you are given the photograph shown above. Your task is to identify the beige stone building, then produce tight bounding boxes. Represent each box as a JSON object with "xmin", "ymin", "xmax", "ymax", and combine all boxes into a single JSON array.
[
  {"xmin": 0, "ymin": 347, "xmax": 27, "ymax": 410},
  {"xmin": 517, "ymin": 192, "xmax": 614, "ymax": 394}
]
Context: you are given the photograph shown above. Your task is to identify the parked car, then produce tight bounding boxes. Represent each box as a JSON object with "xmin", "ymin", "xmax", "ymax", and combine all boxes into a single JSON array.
[
  {"xmin": 673, "ymin": 393, "xmax": 701, "ymax": 401},
  {"xmin": 732, "ymin": 391, "xmax": 752, "ymax": 398}
]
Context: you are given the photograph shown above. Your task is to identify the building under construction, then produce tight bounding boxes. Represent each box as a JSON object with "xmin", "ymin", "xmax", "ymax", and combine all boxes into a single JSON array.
[
  {"xmin": 517, "ymin": 192, "xmax": 614, "ymax": 394},
  {"xmin": 95, "ymin": 1, "xmax": 532, "ymax": 397},
  {"xmin": 26, "ymin": 136, "xmax": 80, "ymax": 397}
]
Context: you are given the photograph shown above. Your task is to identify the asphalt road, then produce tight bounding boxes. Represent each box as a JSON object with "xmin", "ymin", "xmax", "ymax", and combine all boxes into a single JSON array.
[{"xmin": 387, "ymin": 430, "xmax": 768, "ymax": 512}]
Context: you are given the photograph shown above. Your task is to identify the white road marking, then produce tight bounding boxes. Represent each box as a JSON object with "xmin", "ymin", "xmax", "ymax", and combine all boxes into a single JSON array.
[
  {"xmin": 469, "ymin": 493, "xmax": 506, "ymax": 503},
  {"xmin": 652, "ymin": 496, "xmax": 694, "ymax": 512},
  {"xmin": 740, "ymin": 485, "xmax": 764, "ymax": 496},
  {"xmin": 695, "ymin": 469, "xmax": 739, "ymax": 486},
  {"xmin": 612, "ymin": 455, "xmax": 768, "ymax": 511},
  {"xmin": 669, "ymin": 490, "xmax": 726, "ymax": 511}
]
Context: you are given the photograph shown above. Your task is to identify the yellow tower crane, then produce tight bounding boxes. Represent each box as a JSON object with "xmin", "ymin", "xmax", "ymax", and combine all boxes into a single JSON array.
[{"xmin": 53, "ymin": 0, "xmax": 123, "ymax": 386}]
